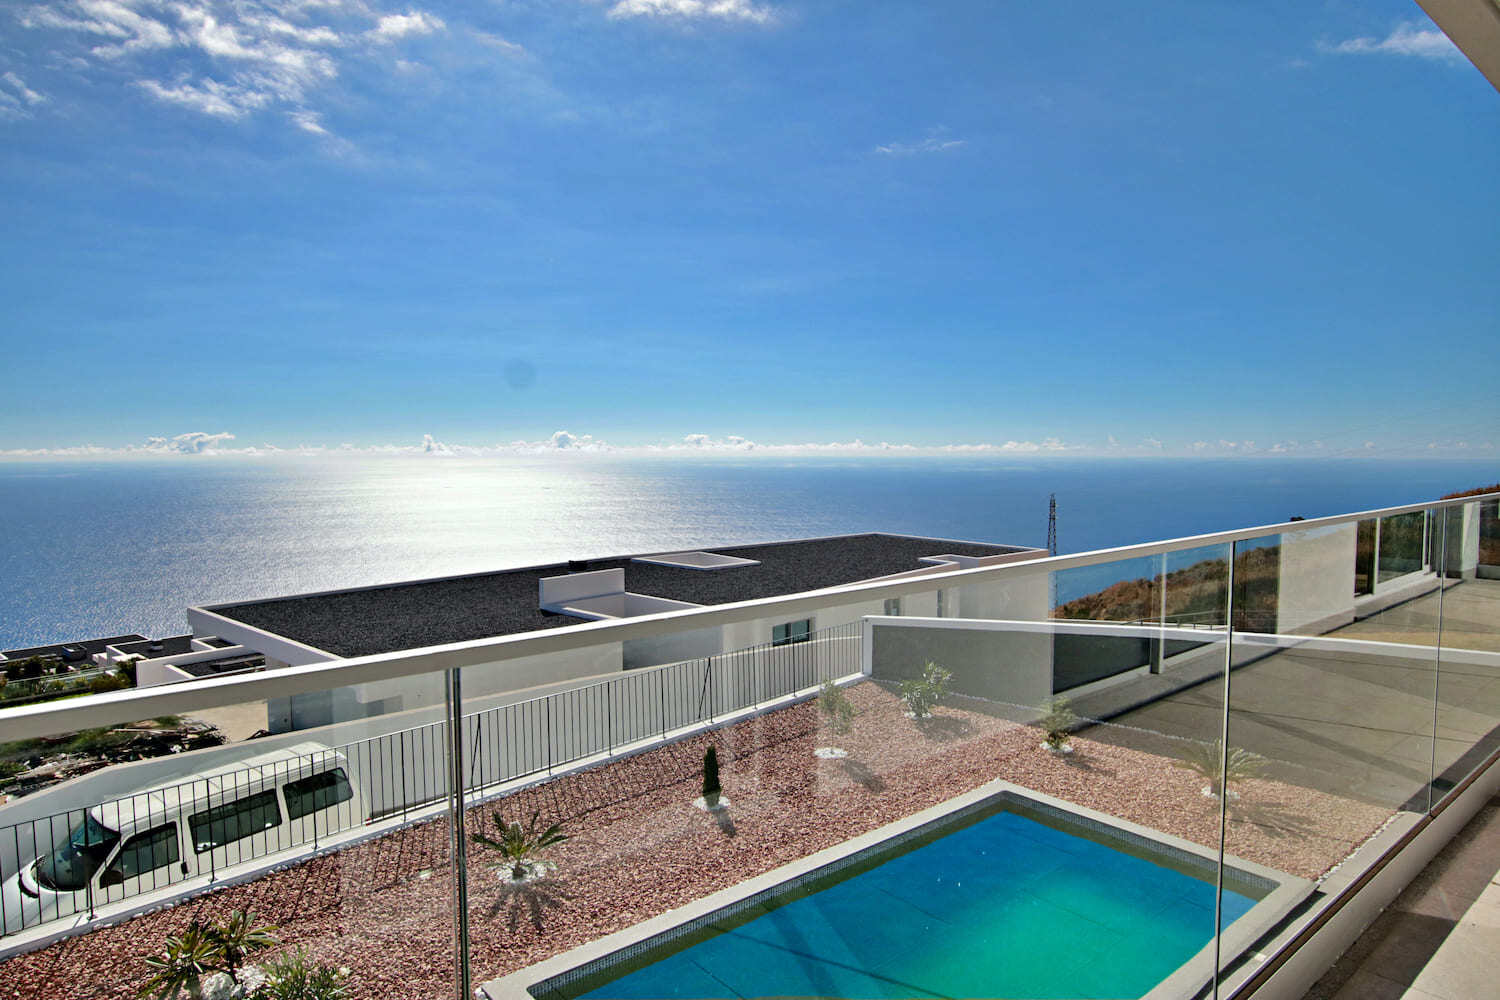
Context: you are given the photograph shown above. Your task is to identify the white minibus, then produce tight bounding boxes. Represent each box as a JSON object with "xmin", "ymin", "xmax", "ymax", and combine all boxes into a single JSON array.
[{"xmin": 1, "ymin": 743, "xmax": 363, "ymax": 936}]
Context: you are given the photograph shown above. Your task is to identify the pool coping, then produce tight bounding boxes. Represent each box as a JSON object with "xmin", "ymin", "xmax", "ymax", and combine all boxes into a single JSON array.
[{"xmin": 477, "ymin": 778, "xmax": 1314, "ymax": 1000}]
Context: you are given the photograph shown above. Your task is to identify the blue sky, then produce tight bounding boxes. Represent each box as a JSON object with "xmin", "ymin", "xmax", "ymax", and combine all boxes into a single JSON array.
[{"xmin": 2, "ymin": 0, "xmax": 1497, "ymax": 458}]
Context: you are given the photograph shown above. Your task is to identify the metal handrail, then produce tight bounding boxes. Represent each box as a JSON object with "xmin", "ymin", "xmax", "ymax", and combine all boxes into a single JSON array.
[{"xmin": 1, "ymin": 490, "xmax": 1494, "ymax": 742}]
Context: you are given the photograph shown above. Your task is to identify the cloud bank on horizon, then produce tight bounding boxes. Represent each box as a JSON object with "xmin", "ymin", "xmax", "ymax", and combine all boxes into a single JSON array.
[{"xmin": 3, "ymin": 431, "xmax": 1494, "ymax": 460}]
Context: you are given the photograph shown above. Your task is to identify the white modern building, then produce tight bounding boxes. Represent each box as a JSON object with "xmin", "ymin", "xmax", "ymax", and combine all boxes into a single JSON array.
[{"xmin": 184, "ymin": 533, "xmax": 1048, "ymax": 732}]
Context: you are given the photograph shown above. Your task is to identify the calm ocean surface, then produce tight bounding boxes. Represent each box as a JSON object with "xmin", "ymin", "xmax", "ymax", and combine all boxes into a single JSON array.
[{"xmin": 0, "ymin": 457, "xmax": 1492, "ymax": 649}]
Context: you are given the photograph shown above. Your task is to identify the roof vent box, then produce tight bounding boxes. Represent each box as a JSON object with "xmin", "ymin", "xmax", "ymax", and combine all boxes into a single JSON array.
[{"xmin": 632, "ymin": 551, "xmax": 760, "ymax": 571}]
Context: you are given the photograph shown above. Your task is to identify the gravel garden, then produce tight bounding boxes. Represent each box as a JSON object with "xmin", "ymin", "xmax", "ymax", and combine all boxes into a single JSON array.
[{"xmin": 0, "ymin": 680, "xmax": 1392, "ymax": 1000}]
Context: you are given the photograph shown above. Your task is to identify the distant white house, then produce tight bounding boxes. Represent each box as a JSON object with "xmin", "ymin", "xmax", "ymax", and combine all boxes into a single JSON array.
[{"xmin": 184, "ymin": 533, "xmax": 1048, "ymax": 733}]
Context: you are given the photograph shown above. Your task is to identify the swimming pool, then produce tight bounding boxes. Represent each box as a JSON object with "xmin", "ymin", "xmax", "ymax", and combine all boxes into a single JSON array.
[{"xmin": 490, "ymin": 787, "xmax": 1306, "ymax": 1000}]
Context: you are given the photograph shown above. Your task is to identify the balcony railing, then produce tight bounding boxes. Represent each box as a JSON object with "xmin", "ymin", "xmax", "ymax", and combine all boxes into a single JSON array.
[{"xmin": 0, "ymin": 493, "xmax": 1497, "ymax": 1000}]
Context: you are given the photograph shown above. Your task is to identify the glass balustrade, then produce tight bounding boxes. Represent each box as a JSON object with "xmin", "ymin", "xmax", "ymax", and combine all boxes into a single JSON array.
[{"xmin": 1, "ymin": 494, "xmax": 1498, "ymax": 1000}]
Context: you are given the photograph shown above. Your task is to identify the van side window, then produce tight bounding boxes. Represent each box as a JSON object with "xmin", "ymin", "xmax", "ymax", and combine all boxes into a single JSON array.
[
  {"xmin": 283, "ymin": 769, "xmax": 354, "ymax": 821},
  {"xmin": 102, "ymin": 823, "xmax": 179, "ymax": 884},
  {"xmin": 190, "ymin": 790, "xmax": 282, "ymax": 853}
]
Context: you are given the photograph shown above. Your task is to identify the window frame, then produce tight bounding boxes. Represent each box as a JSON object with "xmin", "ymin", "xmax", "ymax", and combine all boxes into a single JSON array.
[
  {"xmin": 189, "ymin": 789, "xmax": 283, "ymax": 854},
  {"xmin": 771, "ymin": 618, "xmax": 813, "ymax": 646},
  {"xmin": 283, "ymin": 768, "xmax": 354, "ymax": 821},
  {"xmin": 99, "ymin": 822, "xmax": 180, "ymax": 886}
]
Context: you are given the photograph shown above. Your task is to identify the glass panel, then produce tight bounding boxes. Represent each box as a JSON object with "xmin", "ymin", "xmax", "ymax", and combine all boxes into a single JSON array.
[
  {"xmin": 103, "ymin": 823, "xmax": 180, "ymax": 882},
  {"xmin": 189, "ymin": 790, "xmax": 282, "ymax": 853},
  {"xmin": 1354, "ymin": 518, "xmax": 1377, "ymax": 596},
  {"xmin": 456, "ymin": 571, "xmax": 1233, "ymax": 1000},
  {"xmin": 282, "ymin": 767, "xmax": 356, "ymax": 821},
  {"xmin": 1433, "ymin": 497, "xmax": 1500, "ymax": 802},
  {"xmin": 1216, "ymin": 518, "xmax": 1443, "ymax": 993},
  {"xmin": 1378, "ymin": 510, "xmax": 1430, "ymax": 583},
  {"xmin": 0, "ymin": 669, "xmax": 457, "ymax": 1000}
]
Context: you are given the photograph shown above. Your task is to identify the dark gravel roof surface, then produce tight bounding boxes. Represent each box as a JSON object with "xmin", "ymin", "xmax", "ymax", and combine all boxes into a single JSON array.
[
  {"xmin": 113, "ymin": 635, "xmax": 195, "ymax": 658},
  {"xmin": 3, "ymin": 635, "xmax": 147, "ymax": 660},
  {"xmin": 215, "ymin": 534, "xmax": 1027, "ymax": 659},
  {"xmin": 178, "ymin": 654, "xmax": 267, "ymax": 677}
]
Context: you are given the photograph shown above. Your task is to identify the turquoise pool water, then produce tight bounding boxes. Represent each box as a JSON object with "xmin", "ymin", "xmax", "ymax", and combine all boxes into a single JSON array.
[{"xmin": 560, "ymin": 806, "xmax": 1257, "ymax": 1000}]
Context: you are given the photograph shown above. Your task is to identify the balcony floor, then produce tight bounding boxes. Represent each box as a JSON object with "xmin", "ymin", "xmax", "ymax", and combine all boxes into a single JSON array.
[
  {"xmin": 1302, "ymin": 793, "xmax": 1500, "ymax": 1000},
  {"xmin": 1094, "ymin": 579, "xmax": 1500, "ymax": 809}
]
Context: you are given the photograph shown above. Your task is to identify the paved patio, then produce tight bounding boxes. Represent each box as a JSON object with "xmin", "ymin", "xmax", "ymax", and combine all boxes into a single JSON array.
[{"xmin": 1093, "ymin": 580, "xmax": 1500, "ymax": 809}]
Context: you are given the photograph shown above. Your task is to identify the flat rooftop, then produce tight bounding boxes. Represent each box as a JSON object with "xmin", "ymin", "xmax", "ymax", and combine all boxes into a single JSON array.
[
  {"xmin": 211, "ymin": 533, "xmax": 1034, "ymax": 658},
  {"xmin": 2, "ymin": 634, "xmax": 147, "ymax": 661},
  {"xmin": 112, "ymin": 635, "xmax": 195, "ymax": 658}
]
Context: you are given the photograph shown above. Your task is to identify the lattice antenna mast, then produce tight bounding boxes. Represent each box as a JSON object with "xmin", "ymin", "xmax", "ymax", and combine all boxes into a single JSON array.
[{"xmin": 1046, "ymin": 493, "xmax": 1058, "ymax": 556}]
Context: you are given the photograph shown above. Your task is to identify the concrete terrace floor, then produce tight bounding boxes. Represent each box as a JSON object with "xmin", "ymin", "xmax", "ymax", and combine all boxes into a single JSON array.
[
  {"xmin": 1094, "ymin": 579, "xmax": 1500, "ymax": 809},
  {"xmin": 1302, "ymin": 793, "xmax": 1500, "ymax": 1000}
]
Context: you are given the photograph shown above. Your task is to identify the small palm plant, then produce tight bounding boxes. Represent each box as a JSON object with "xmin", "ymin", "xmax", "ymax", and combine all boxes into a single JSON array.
[
  {"xmin": 818, "ymin": 680, "xmax": 855, "ymax": 735},
  {"xmin": 470, "ymin": 810, "xmax": 569, "ymax": 884},
  {"xmin": 139, "ymin": 920, "xmax": 219, "ymax": 1000},
  {"xmin": 1037, "ymin": 697, "xmax": 1078, "ymax": 752},
  {"xmin": 207, "ymin": 910, "xmax": 278, "ymax": 984},
  {"xmin": 900, "ymin": 662, "xmax": 952, "ymax": 719},
  {"xmin": 1175, "ymin": 740, "xmax": 1268, "ymax": 799}
]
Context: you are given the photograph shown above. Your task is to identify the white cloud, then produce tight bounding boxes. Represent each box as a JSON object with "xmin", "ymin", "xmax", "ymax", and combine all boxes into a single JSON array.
[
  {"xmin": 874, "ymin": 134, "xmax": 966, "ymax": 156},
  {"xmin": 472, "ymin": 30, "xmax": 527, "ymax": 58},
  {"xmin": 288, "ymin": 108, "xmax": 328, "ymax": 134},
  {"xmin": 9, "ymin": 431, "xmax": 1489, "ymax": 461},
  {"xmin": 1, "ymin": 71, "xmax": 48, "ymax": 105},
  {"xmin": 73, "ymin": 0, "xmax": 177, "ymax": 58},
  {"xmin": 18, "ymin": 0, "xmax": 446, "ymax": 131},
  {"xmin": 371, "ymin": 11, "xmax": 445, "ymax": 42},
  {"xmin": 0, "ymin": 71, "xmax": 49, "ymax": 119},
  {"xmin": 145, "ymin": 431, "xmax": 238, "ymax": 453},
  {"xmin": 547, "ymin": 430, "xmax": 598, "ymax": 449},
  {"xmin": 606, "ymin": 0, "xmax": 774, "ymax": 25},
  {"xmin": 1322, "ymin": 21, "xmax": 1462, "ymax": 63},
  {"xmin": 137, "ymin": 77, "xmax": 267, "ymax": 117}
]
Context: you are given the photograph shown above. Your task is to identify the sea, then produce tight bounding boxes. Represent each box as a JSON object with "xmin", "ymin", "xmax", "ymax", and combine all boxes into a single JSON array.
[{"xmin": 0, "ymin": 456, "xmax": 1493, "ymax": 650}]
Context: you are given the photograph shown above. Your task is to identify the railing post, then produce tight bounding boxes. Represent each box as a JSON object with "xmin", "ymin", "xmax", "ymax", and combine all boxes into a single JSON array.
[
  {"xmin": 1212, "ymin": 545, "xmax": 1236, "ymax": 1000},
  {"xmin": 443, "ymin": 668, "xmax": 472, "ymax": 1000},
  {"xmin": 606, "ymin": 680, "xmax": 614, "ymax": 753},
  {"xmin": 546, "ymin": 696, "xmax": 554, "ymax": 774}
]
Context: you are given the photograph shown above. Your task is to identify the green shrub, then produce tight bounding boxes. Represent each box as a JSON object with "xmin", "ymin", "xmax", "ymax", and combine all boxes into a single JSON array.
[
  {"xmin": 138, "ymin": 909, "xmax": 276, "ymax": 998},
  {"xmin": 1037, "ymin": 697, "xmax": 1078, "ymax": 750},
  {"xmin": 259, "ymin": 949, "xmax": 350, "ymax": 1000},
  {"xmin": 207, "ymin": 910, "xmax": 277, "ymax": 980},
  {"xmin": 817, "ymin": 680, "xmax": 854, "ymax": 735},
  {"xmin": 139, "ymin": 920, "xmax": 219, "ymax": 1000},
  {"xmin": 702, "ymin": 745, "xmax": 721, "ymax": 798},
  {"xmin": 89, "ymin": 673, "xmax": 130, "ymax": 695},
  {"xmin": 899, "ymin": 662, "xmax": 952, "ymax": 719}
]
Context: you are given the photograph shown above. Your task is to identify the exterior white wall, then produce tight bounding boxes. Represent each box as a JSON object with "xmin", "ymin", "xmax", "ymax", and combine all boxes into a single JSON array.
[
  {"xmin": 1277, "ymin": 524, "xmax": 1358, "ymax": 635},
  {"xmin": 133, "ymin": 646, "xmax": 257, "ymax": 688},
  {"xmin": 869, "ymin": 617, "xmax": 1054, "ymax": 711},
  {"xmin": 624, "ymin": 628, "xmax": 721, "ymax": 670},
  {"xmin": 271, "ymin": 643, "xmax": 625, "ymax": 733},
  {"xmin": 958, "ymin": 571, "xmax": 1052, "ymax": 622}
]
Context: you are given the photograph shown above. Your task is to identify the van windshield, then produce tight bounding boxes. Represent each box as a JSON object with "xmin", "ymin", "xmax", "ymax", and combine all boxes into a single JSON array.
[{"xmin": 36, "ymin": 815, "xmax": 120, "ymax": 891}]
